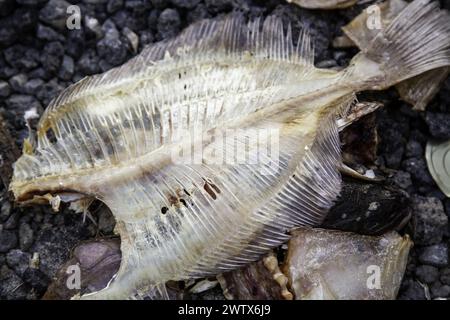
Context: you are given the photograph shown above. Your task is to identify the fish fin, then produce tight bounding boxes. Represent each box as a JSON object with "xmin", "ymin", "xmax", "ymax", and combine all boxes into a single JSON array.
[
  {"xmin": 204, "ymin": 103, "xmax": 345, "ymax": 274},
  {"xmin": 38, "ymin": 14, "xmax": 314, "ymax": 136},
  {"xmin": 348, "ymin": 0, "xmax": 450, "ymax": 90}
]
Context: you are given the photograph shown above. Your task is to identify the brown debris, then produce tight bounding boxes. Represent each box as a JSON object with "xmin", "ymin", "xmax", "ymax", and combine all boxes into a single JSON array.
[{"xmin": 217, "ymin": 252, "xmax": 293, "ymax": 300}]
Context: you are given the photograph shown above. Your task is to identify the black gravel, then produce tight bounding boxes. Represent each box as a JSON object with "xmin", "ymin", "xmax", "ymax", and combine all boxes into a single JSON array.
[{"xmin": 0, "ymin": 0, "xmax": 449, "ymax": 300}]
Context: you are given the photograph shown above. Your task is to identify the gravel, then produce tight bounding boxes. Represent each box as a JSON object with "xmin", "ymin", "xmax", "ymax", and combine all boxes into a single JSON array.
[
  {"xmin": 418, "ymin": 244, "xmax": 449, "ymax": 268},
  {"xmin": 411, "ymin": 196, "xmax": 448, "ymax": 246},
  {"xmin": 0, "ymin": 0, "xmax": 449, "ymax": 300}
]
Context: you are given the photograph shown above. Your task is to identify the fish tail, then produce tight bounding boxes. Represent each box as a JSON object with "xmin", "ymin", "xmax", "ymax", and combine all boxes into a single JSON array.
[{"xmin": 347, "ymin": 0, "xmax": 450, "ymax": 90}]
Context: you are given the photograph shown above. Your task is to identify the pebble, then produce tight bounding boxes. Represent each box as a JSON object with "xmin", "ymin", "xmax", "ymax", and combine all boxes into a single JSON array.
[
  {"xmin": 398, "ymin": 280, "xmax": 427, "ymax": 300},
  {"xmin": 4, "ymin": 45, "xmax": 40, "ymax": 71},
  {"xmin": 0, "ymin": 265, "xmax": 27, "ymax": 300},
  {"xmin": 392, "ymin": 171, "xmax": 412, "ymax": 190},
  {"xmin": 411, "ymin": 196, "xmax": 448, "ymax": 245},
  {"xmin": 96, "ymin": 20, "xmax": 128, "ymax": 66},
  {"xmin": 0, "ymin": 228, "xmax": 18, "ymax": 253},
  {"xmin": 58, "ymin": 55, "xmax": 75, "ymax": 81},
  {"xmin": 9, "ymin": 73, "xmax": 28, "ymax": 93},
  {"xmin": 425, "ymin": 112, "xmax": 450, "ymax": 140},
  {"xmin": 6, "ymin": 249, "xmax": 31, "ymax": 277},
  {"xmin": 41, "ymin": 41, "xmax": 65, "ymax": 75},
  {"xmin": 418, "ymin": 243, "xmax": 448, "ymax": 268},
  {"xmin": 171, "ymin": 0, "xmax": 202, "ymax": 9},
  {"xmin": 23, "ymin": 78, "xmax": 45, "ymax": 95},
  {"xmin": 66, "ymin": 29, "xmax": 86, "ymax": 59},
  {"xmin": 0, "ymin": 80, "xmax": 11, "ymax": 97},
  {"xmin": 4, "ymin": 211, "xmax": 21, "ymax": 230},
  {"xmin": 403, "ymin": 157, "xmax": 435, "ymax": 186},
  {"xmin": 38, "ymin": 0, "xmax": 72, "ymax": 31},
  {"xmin": 5, "ymin": 94, "xmax": 42, "ymax": 114},
  {"xmin": 19, "ymin": 223, "xmax": 34, "ymax": 251},
  {"xmin": 157, "ymin": 8, "xmax": 181, "ymax": 40},
  {"xmin": 36, "ymin": 24, "xmax": 65, "ymax": 42},
  {"xmin": 430, "ymin": 282, "xmax": 450, "ymax": 299},
  {"xmin": 440, "ymin": 267, "xmax": 450, "ymax": 285},
  {"xmin": 414, "ymin": 265, "xmax": 439, "ymax": 284},
  {"xmin": 22, "ymin": 268, "xmax": 50, "ymax": 295},
  {"xmin": 107, "ymin": 0, "xmax": 123, "ymax": 14},
  {"xmin": 0, "ymin": 201, "xmax": 12, "ymax": 223}
]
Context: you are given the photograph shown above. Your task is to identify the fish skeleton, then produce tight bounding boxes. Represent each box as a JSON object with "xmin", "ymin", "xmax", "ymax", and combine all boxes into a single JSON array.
[{"xmin": 10, "ymin": 0, "xmax": 450, "ymax": 299}]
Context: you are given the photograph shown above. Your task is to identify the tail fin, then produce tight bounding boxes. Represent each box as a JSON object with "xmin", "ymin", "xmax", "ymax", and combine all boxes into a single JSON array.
[{"xmin": 348, "ymin": 0, "xmax": 450, "ymax": 90}]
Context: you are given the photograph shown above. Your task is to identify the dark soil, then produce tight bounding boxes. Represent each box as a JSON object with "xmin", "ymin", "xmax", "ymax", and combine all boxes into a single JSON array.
[{"xmin": 0, "ymin": 0, "xmax": 449, "ymax": 300}]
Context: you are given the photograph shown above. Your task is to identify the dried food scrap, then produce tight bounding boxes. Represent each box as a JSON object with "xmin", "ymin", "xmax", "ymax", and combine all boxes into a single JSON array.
[
  {"xmin": 283, "ymin": 228, "xmax": 412, "ymax": 300},
  {"xmin": 10, "ymin": 0, "xmax": 450, "ymax": 299}
]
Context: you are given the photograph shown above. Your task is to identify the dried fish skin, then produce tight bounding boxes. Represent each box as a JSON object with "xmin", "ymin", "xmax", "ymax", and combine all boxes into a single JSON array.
[
  {"xmin": 396, "ymin": 68, "xmax": 450, "ymax": 111},
  {"xmin": 341, "ymin": 0, "xmax": 449, "ymax": 110},
  {"xmin": 10, "ymin": 0, "xmax": 450, "ymax": 299},
  {"xmin": 341, "ymin": 0, "xmax": 408, "ymax": 50},
  {"xmin": 286, "ymin": 0, "xmax": 358, "ymax": 9},
  {"xmin": 283, "ymin": 228, "xmax": 412, "ymax": 300},
  {"xmin": 426, "ymin": 140, "xmax": 450, "ymax": 197}
]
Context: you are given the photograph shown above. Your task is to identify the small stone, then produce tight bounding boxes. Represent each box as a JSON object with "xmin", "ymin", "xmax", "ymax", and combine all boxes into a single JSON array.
[
  {"xmin": 414, "ymin": 265, "xmax": 439, "ymax": 284},
  {"xmin": 19, "ymin": 223, "xmax": 34, "ymax": 251},
  {"xmin": 98, "ymin": 207, "xmax": 116, "ymax": 234},
  {"xmin": 186, "ymin": 3, "xmax": 210, "ymax": 24},
  {"xmin": 150, "ymin": 0, "xmax": 168, "ymax": 9},
  {"xmin": 425, "ymin": 112, "xmax": 450, "ymax": 140},
  {"xmin": 85, "ymin": 15, "xmax": 104, "ymax": 39},
  {"xmin": 411, "ymin": 196, "xmax": 448, "ymax": 245},
  {"xmin": 124, "ymin": 0, "xmax": 151, "ymax": 13},
  {"xmin": 171, "ymin": 0, "xmax": 201, "ymax": 9},
  {"xmin": 28, "ymin": 67, "xmax": 51, "ymax": 81},
  {"xmin": 403, "ymin": 157, "xmax": 435, "ymax": 186},
  {"xmin": 107, "ymin": 0, "xmax": 123, "ymax": 13},
  {"xmin": 4, "ymin": 211, "xmax": 20, "ymax": 229},
  {"xmin": 6, "ymin": 249, "xmax": 31, "ymax": 277},
  {"xmin": 405, "ymin": 139, "xmax": 423, "ymax": 158},
  {"xmin": 58, "ymin": 55, "xmax": 75, "ymax": 81},
  {"xmin": 418, "ymin": 243, "xmax": 448, "ymax": 267},
  {"xmin": 22, "ymin": 268, "xmax": 50, "ymax": 295},
  {"xmin": 97, "ymin": 21, "xmax": 128, "ymax": 66},
  {"xmin": 4, "ymin": 45, "xmax": 40, "ymax": 71},
  {"xmin": 0, "ymin": 229, "xmax": 18, "ymax": 253},
  {"xmin": 36, "ymin": 79, "xmax": 64, "ymax": 105},
  {"xmin": 139, "ymin": 30, "xmax": 154, "ymax": 49},
  {"xmin": 23, "ymin": 78, "xmax": 44, "ymax": 95},
  {"xmin": 392, "ymin": 171, "xmax": 412, "ymax": 190},
  {"xmin": 36, "ymin": 24, "xmax": 65, "ymax": 42},
  {"xmin": 66, "ymin": 29, "xmax": 86, "ymax": 59},
  {"xmin": 123, "ymin": 27, "xmax": 139, "ymax": 53},
  {"xmin": 17, "ymin": 0, "xmax": 49, "ymax": 4},
  {"xmin": 9, "ymin": 73, "xmax": 28, "ymax": 93},
  {"xmin": 157, "ymin": 8, "xmax": 181, "ymax": 40},
  {"xmin": 0, "ymin": 201, "xmax": 11, "ymax": 222},
  {"xmin": 430, "ymin": 282, "xmax": 450, "ymax": 299},
  {"xmin": 0, "ymin": 80, "xmax": 11, "ymax": 98},
  {"xmin": 398, "ymin": 280, "xmax": 427, "ymax": 300},
  {"xmin": 39, "ymin": 0, "xmax": 72, "ymax": 31},
  {"xmin": 41, "ymin": 41, "xmax": 65, "ymax": 74},
  {"xmin": 78, "ymin": 49, "xmax": 101, "ymax": 75},
  {"xmin": 440, "ymin": 268, "xmax": 450, "ymax": 285},
  {"xmin": 0, "ymin": 266, "xmax": 27, "ymax": 300},
  {"xmin": 204, "ymin": 0, "xmax": 233, "ymax": 13},
  {"xmin": 5, "ymin": 94, "xmax": 42, "ymax": 114}
]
